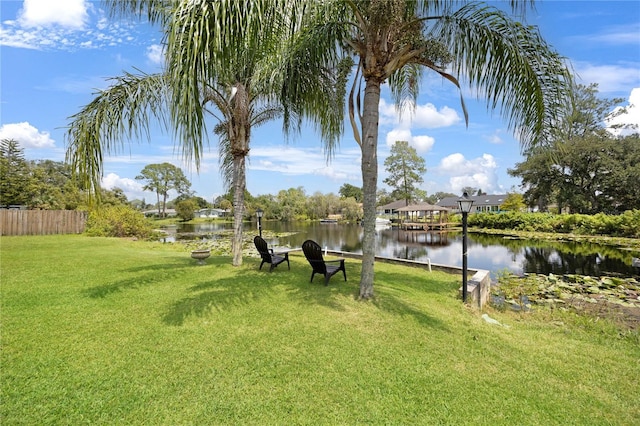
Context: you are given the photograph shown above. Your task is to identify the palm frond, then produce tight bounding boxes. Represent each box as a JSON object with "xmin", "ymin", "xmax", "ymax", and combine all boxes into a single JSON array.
[
  {"xmin": 65, "ymin": 71, "xmax": 170, "ymax": 198},
  {"xmin": 431, "ymin": 2, "xmax": 572, "ymax": 150},
  {"xmin": 102, "ymin": 0, "xmax": 172, "ymax": 25}
]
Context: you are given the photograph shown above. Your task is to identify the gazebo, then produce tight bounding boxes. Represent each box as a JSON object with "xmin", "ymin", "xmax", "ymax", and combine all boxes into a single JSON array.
[{"xmin": 396, "ymin": 202, "xmax": 452, "ymax": 230}]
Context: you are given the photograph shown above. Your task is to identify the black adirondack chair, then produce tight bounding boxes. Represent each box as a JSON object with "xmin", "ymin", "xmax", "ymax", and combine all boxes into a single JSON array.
[
  {"xmin": 301, "ymin": 239, "xmax": 347, "ymax": 285},
  {"xmin": 254, "ymin": 235, "xmax": 290, "ymax": 272}
]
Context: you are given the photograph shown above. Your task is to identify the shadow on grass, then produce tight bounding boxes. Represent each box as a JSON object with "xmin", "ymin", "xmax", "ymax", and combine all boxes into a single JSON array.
[
  {"xmin": 286, "ymin": 259, "xmax": 451, "ymax": 330},
  {"xmin": 371, "ymin": 269, "xmax": 454, "ymax": 330},
  {"xmin": 84, "ymin": 260, "xmax": 191, "ymax": 298},
  {"xmin": 103, "ymin": 253, "xmax": 454, "ymax": 330},
  {"xmin": 162, "ymin": 264, "xmax": 289, "ymax": 326}
]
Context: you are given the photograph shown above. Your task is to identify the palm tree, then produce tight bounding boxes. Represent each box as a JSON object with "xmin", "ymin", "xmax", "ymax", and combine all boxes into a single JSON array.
[
  {"xmin": 66, "ymin": 0, "xmax": 347, "ymax": 266},
  {"xmin": 284, "ymin": 0, "xmax": 572, "ymax": 299}
]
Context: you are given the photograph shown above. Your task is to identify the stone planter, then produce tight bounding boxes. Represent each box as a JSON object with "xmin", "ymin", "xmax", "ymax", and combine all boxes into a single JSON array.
[{"xmin": 191, "ymin": 249, "xmax": 211, "ymax": 265}]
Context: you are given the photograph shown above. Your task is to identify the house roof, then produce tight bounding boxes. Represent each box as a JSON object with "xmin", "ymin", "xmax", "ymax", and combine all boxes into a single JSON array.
[
  {"xmin": 437, "ymin": 194, "xmax": 508, "ymax": 208},
  {"xmin": 377, "ymin": 200, "xmax": 410, "ymax": 210},
  {"xmin": 396, "ymin": 202, "xmax": 450, "ymax": 212}
]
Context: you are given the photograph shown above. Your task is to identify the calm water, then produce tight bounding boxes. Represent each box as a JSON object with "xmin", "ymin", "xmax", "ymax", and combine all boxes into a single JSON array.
[{"xmin": 167, "ymin": 221, "xmax": 640, "ymax": 278}]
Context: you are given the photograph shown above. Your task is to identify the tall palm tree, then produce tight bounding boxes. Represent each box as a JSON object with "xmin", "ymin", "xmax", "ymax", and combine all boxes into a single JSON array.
[
  {"xmin": 285, "ymin": 0, "xmax": 572, "ymax": 299},
  {"xmin": 66, "ymin": 0, "xmax": 347, "ymax": 266}
]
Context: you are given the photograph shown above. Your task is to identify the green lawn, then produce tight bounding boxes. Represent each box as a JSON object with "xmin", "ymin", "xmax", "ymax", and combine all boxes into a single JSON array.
[{"xmin": 2, "ymin": 235, "xmax": 638, "ymax": 425}]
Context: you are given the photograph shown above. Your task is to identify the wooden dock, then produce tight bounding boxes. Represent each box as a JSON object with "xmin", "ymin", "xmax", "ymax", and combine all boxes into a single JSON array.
[{"xmin": 399, "ymin": 222, "xmax": 455, "ymax": 231}]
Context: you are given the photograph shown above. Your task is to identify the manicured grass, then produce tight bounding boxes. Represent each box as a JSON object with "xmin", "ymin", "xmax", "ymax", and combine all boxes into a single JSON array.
[{"xmin": 2, "ymin": 235, "xmax": 639, "ymax": 425}]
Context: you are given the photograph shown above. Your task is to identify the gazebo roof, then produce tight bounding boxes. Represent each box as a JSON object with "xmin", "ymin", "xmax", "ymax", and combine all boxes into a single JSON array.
[{"xmin": 396, "ymin": 202, "xmax": 451, "ymax": 212}]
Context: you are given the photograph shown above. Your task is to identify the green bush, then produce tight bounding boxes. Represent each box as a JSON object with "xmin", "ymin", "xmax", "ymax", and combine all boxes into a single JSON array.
[
  {"xmin": 85, "ymin": 205, "xmax": 154, "ymax": 238},
  {"xmin": 468, "ymin": 210, "xmax": 640, "ymax": 238},
  {"xmin": 619, "ymin": 210, "xmax": 640, "ymax": 238},
  {"xmin": 176, "ymin": 199, "xmax": 198, "ymax": 221}
]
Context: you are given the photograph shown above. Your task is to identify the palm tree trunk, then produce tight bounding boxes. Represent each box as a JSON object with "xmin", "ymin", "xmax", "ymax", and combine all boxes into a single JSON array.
[
  {"xmin": 230, "ymin": 83, "xmax": 250, "ymax": 267},
  {"xmin": 231, "ymin": 154, "xmax": 246, "ymax": 266},
  {"xmin": 359, "ymin": 80, "xmax": 382, "ymax": 299}
]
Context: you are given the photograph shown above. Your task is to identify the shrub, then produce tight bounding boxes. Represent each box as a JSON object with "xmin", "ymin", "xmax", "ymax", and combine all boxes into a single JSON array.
[
  {"xmin": 469, "ymin": 210, "xmax": 639, "ymax": 238},
  {"xmin": 176, "ymin": 199, "xmax": 198, "ymax": 222},
  {"xmin": 85, "ymin": 205, "xmax": 154, "ymax": 238}
]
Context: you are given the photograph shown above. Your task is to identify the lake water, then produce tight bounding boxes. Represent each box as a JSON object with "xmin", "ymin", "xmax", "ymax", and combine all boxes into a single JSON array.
[{"xmin": 167, "ymin": 221, "xmax": 640, "ymax": 278}]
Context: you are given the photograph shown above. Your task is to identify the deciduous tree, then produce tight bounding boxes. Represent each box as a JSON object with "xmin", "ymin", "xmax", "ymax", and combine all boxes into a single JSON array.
[{"xmin": 136, "ymin": 163, "xmax": 191, "ymax": 217}]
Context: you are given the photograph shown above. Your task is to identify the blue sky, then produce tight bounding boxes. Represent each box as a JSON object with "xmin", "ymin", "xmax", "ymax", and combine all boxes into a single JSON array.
[{"xmin": 1, "ymin": 0, "xmax": 639, "ymax": 204}]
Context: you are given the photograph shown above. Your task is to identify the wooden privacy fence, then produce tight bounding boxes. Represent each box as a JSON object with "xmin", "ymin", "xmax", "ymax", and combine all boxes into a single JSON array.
[{"xmin": 0, "ymin": 210, "xmax": 87, "ymax": 236}]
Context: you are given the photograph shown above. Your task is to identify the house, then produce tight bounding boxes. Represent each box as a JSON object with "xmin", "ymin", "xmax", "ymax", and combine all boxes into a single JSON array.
[
  {"xmin": 376, "ymin": 200, "xmax": 409, "ymax": 216},
  {"xmin": 194, "ymin": 208, "xmax": 229, "ymax": 218},
  {"xmin": 437, "ymin": 194, "xmax": 508, "ymax": 213},
  {"xmin": 142, "ymin": 208, "xmax": 177, "ymax": 217}
]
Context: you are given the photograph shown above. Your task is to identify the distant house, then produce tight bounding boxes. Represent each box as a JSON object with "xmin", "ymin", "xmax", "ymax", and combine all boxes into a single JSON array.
[
  {"xmin": 437, "ymin": 194, "xmax": 508, "ymax": 213},
  {"xmin": 142, "ymin": 208, "xmax": 177, "ymax": 217},
  {"xmin": 376, "ymin": 200, "xmax": 409, "ymax": 216},
  {"xmin": 194, "ymin": 208, "xmax": 229, "ymax": 218}
]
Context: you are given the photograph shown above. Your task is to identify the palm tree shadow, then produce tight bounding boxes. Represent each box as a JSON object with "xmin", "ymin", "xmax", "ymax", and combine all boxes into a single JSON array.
[
  {"xmin": 286, "ymin": 263, "xmax": 452, "ymax": 330},
  {"xmin": 368, "ymin": 269, "xmax": 454, "ymax": 330},
  {"xmin": 152, "ymin": 253, "xmax": 454, "ymax": 331},
  {"xmin": 162, "ymin": 268, "xmax": 280, "ymax": 326},
  {"xmin": 84, "ymin": 261, "xmax": 190, "ymax": 298}
]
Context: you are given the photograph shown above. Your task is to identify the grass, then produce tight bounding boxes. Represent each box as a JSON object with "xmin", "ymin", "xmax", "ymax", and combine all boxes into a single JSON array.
[{"xmin": 2, "ymin": 235, "xmax": 639, "ymax": 425}]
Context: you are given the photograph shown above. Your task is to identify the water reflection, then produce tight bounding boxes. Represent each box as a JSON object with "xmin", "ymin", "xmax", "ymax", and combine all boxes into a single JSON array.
[{"xmin": 166, "ymin": 221, "xmax": 639, "ymax": 277}]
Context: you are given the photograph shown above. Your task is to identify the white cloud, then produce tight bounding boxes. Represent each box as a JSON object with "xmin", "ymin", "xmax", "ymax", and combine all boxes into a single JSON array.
[
  {"xmin": 412, "ymin": 135, "xmax": 436, "ymax": 153},
  {"xmin": 484, "ymin": 129, "xmax": 505, "ymax": 144},
  {"xmin": 146, "ymin": 44, "xmax": 164, "ymax": 65},
  {"xmin": 573, "ymin": 22, "xmax": 640, "ymax": 46},
  {"xmin": 379, "ymin": 97, "xmax": 458, "ymax": 155},
  {"xmin": 385, "ymin": 131, "xmax": 435, "ymax": 154},
  {"xmin": 0, "ymin": 122, "xmax": 55, "ymax": 149},
  {"xmin": 379, "ymin": 98, "xmax": 461, "ymax": 129},
  {"xmin": 574, "ymin": 62, "xmax": 640, "ymax": 94},
  {"xmin": 436, "ymin": 153, "xmax": 499, "ymax": 194},
  {"xmin": 250, "ymin": 145, "xmax": 361, "ymax": 182},
  {"xmin": 18, "ymin": 0, "xmax": 89, "ymax": 29},
  {"xmin": 101, "ymin": 173, "xmax": 145, "ymax": 200},
  {"xmin": 1, "ymin": 1, "xmax": 143, "ymax": 51},
  {"xmin": 385, "ymin": 129, "xmax": 412, "ymax": 146},
  {"xmin": 409, "ymin": 103, "xmax": 460, "ymax": 129},
  {"xmin": 606, "ymin": 87, "xmax": 640, "ymax": 136}
]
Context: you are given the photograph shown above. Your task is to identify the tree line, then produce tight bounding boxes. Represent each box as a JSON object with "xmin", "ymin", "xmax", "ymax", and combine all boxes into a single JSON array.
[{"xmin": 2, "ymin": 137, "xmax": 461, "ymax": 222}]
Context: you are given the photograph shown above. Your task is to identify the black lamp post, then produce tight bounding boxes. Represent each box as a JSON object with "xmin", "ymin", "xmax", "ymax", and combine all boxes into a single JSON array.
[
  {"xmin": 256, "ymin": 208, "xmax": 264, "ymax": 237},
  {"xmin": 458, "ymin": 192, "xmax": 474, "ymax": 303}
]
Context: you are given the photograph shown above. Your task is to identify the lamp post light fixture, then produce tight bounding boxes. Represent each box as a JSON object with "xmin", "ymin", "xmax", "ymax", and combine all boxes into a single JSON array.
[
  {"xmin": 256, "ymin": 208, "xmax": 264, "ymax": 237},
  {"xmin": 458, "ymin": 192, "xmax": 474, "ymax": 303}
]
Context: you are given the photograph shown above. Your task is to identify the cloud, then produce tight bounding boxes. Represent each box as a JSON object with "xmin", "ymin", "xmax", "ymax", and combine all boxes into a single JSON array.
[
  {"xmin": 0, "ymin": 122, "xmax": 55, "ymax": 149},
  {"xmin": 412, "ymin": 135, "xmax": 436, "ymax": 153},
  {"xmin": 574, "ymin": 62, "xmax": 640, "ymax": 94},
  {"xmin": 380, "ymin": 98, "xmax": 457, "ymax": 155},
  {"xmin": 606, "ymin": 87, "xmax": 640, "ymax": 136},
  {"xmin": 384, "ymin": 130, "xmax": 435, "ymax": 154},
  {"xmin": 250, "ymin": 145, "xmax": 361, "ymax": 182},
  {"xmin": 101, "ymin": 172, "xmax": 145, "ymax": 200},
  {"xmin": 18, "ymin": 0, "xmax": 89, "ymax": 29},
  {"xmin": 146, "ymin": 44, "xmax": 164, "ymax": 65},
  {"xmin": 572, "ymin": 22, "xmax": 640, "ymax": 46},
  {"xmin": 379, "ymin": 98, "xmax": 461, "ymax": 129},
  {"xmin": 436, "ymin": 153, "xmax": 499, "ymax": 194},
  {"xmin": 483, "ymin": 129, "xmax": 505, "ymax": 145},
  {"xmin": 1, "ymin": 1, "xmax": 143, "ymax": 51}
]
